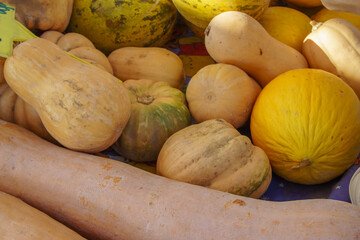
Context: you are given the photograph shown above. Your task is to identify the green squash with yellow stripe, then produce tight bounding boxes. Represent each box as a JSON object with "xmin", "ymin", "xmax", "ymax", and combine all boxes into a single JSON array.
[
  {"xmin": 69, "ymin": 0, "xmax": 177, "ymax": 54},
  {"xmin": 111, "ymin": 79, "xmax": 191, "ymax": 162}
]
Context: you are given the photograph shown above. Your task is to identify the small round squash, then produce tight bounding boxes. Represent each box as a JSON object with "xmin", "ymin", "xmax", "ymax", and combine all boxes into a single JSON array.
[
  {"xmin": 111, "ymin": 79, "xmax": 191, "ymax": 162},
  {"xmin": 157, "ymin": 118, "xmax": 272, "ymax": 198},
  {"xmin": 250, "ymin": 68, "xmax": 360, "ymax": 185},
  {"xmin": 186, "ymin": 63, "xmax": 261, "ymax": 129}
]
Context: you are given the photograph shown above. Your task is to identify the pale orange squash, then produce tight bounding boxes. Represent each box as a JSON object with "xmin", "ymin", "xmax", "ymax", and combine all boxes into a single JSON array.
[
  {"xmin": 186, "ymin": 63, "xmax": 261, "ymax": 128},
  {"xmin": 0, "ymin": 191, "xmax": 86, "ymax": 239},
  {"xmin": 0, "ymin": 120, "xmax": 359, "ymax": 239},
  {"xmin": 4, "ymin": 38, "xmax": 131, "ymax": 153},
  {"xmin": 2, "ymin": 0, "xmax": 74, "ymax": 32}
]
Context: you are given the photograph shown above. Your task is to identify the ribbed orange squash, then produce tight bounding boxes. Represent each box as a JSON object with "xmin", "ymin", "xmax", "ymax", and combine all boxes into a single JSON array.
[{"xmin": 250, "ymin": 69, "xmax": 360, "ymax": 184}]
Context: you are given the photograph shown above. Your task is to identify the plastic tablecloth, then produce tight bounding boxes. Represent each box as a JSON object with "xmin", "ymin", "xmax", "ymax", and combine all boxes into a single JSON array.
[{"xmin": 105, "ymin": 17, "xmax": 360, "ymax": 204}]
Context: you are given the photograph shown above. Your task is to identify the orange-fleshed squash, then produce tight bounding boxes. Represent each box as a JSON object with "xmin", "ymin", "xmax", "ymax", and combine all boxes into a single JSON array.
[
  {"xmin": 2, "ymin": 0, "xmax": 74, "ymax": 32},
  {"xmin": 0, "ymin": 191, "xmax": 86, "ymax": 240},
  {"xmin": 108, "ymin": 47, "xmax": 185, "ymax": 90},
  {"xmin": 302, "ymin": 18, "xmax": 360, "ymax": 98},
  {"xmin": 186, "ymin": 63, "xmax": 261, "ymax": 129},
  {"xmin": 250, "ymin": 69, "xmax": 360, "ymax": 185},
  {"xmin": 205, "ymin": 11, "xmax": 308, "ymax": 88},
  {"xmin": 0, "ymin": 32, "xmax": 114, "ymax": 143},
  {"xmin": 0, "ymin": 120, "xmax": 359, "ymax": 240},
  {"xmin": 157, "ymin": 119, "xmax": 272, "ymax": 198},
  {"xmin": 4, "ymin": 38, "xmax": 131, "ymax": 153},
  {"xmin": 112, "ymin": 79, "xmax": 191, "ymax": 162}
]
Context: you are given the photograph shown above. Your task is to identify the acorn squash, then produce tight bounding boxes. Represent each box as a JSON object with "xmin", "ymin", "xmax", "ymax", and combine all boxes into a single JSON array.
[{"xmin": 112, "ymin": 79, "xmax": 191, "ymax": 162}]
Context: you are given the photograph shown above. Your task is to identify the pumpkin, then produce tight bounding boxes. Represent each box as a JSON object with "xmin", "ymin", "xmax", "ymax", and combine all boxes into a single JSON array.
[
  {"xmin": 69, "ymin": 0, "xmax": 178, "ymax": 55},
  {"xmin": 0, "ymin": 120, "xmax": 360, "ymax": 240},
  {"xmin": 285, "ymin": 0, "xmax": 322, "ymax": 8},
  {"xmin": 250, "ymin": 68, "xmax": 360, "ymax": 185},
  {"xmin": 311, "ymin": 8, "xmax": 360, "ymax": 30},
  {"xmin": 186, "ymin": 63, "xmax": 261, "ymax": 129},
  {"xmin": 302, "ymin": 18, "xmax": 360, "ymax": 98},
  {"xmin": 111, "ymin": 79, "xmax": 191, "ymax": 162},
  {"xmin": 204, "ymin": 11, "xmax": 308, "ymax": 88},
  {"xmin": 258, "ymin": 6, "xmax": 312, "ymax": 52},
  {"xmin": 171, "ymin": 0, "xmax": 271, "ymax": 38},
  {"xmin": 0, "ymin": 32, "xmax": 114, "ymax": 143},
  {"xmin": 0, "ymin": 191, "xmax": 85, "ymax": 240},
  {"xmin": 4, "ymin": 38, "xmax": 131, "ymax": 153},
  {"xmin": 108, "ymin": 47, "xmax": 185, "ymax": 90},
  {"xmin": 321, "ymin": 0, "xmax": 360, "ymax": 16},
  {"xmin": 2, "ymin": 0, "xmax": 74, "ymax": 32},
  {"xmin": 157, "ymin": 119, "xmax": 272, "ymax": 198}
]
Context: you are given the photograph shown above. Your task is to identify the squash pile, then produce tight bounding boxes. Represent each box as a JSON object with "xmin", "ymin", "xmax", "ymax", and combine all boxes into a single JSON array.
[{"xmin": 0, "ymin": 0, "xmax": 360, "ymax": 239}]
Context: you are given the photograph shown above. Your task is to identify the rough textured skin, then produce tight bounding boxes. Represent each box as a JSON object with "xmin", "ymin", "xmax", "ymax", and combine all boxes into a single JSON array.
[
  {"xmin": 2, "ymin": 0, "xmax": 74, "ymax": 32},
  {"xmin": 0, "ymin": 191, "xmax": 85, "ymax": 240},
  {"xmin": 112, "ymin": 79, "xmax": 191, "ymax": 162},
  {"xmin": 251, "ymin": 69, "xmax": 360, "ymax": 184},
  {"xmin": 0, "ymin": 120, "xmax": 360, "ymax": 240},
  {"xmin": 4, "ymin": 38, "xmax": 131, "ymax": 152},
  {"xmin": 69, "ymin": 0, "xmax": 178, "ymax": 54}
]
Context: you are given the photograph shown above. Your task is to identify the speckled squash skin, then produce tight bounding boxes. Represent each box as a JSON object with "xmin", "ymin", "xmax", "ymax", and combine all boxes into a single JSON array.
[
  {"xmin": 250, "ymin": 69, "xmax": 360, "ymax": 184},
  {"xmin": 69, "ymin": 0, "xmax": 178, "ymax": 54},
  {"xmin": 4, "ymin": 38, "xmax": 131, "ymax": 153},
  {"xmin": 172, "ymin": 0, "xmax": 271, "ymax": 38},
  {"xmin": 157, "ymin": 119, "xmax": 272, "ymax": 198},
  {"xmin": 112, "ymin": 79, "xmax": 191, "ymax": 162},
  {"xmin": 2, "ymin": 0, "xmax": 74, "ymax": 32}
]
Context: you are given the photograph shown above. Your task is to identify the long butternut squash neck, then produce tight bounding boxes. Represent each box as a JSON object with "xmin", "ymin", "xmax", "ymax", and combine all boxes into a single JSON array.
[{"xmin": 0, "ymin": 120, "xmax": 359, "ymax": 240}]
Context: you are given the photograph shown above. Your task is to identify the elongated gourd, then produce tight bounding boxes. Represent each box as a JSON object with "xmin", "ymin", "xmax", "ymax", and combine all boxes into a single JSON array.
[
  {"xmin": 0, "ymin": 191, "xmax": 86, "ymax": 240},
  {"xmin": 0, "ymin": 120, "xmax": 359, "ymax": 240},
  {"xmin": 205, "ymin": 11, "xmax": 308, "ymax": 87},
  {"xmin": 4, "ymin": 38, "xmax": 131, "ymax": 153},
  {"xmin": 302, "ymin": 18, "xmax": 360, "ymax": 98}
]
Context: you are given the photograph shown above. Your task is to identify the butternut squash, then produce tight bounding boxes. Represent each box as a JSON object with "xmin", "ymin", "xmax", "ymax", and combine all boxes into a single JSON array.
[
  {"xmin": 0, "ymin": 191, "xmax": 86, "ymax": 239},
  {"xmin": 302, "ymin": 18, "xmax": 360, "ymax": 98},
  {"xmin": 108, "ymin": 47, "xmax": 185, "ymax": 89},
  {"xmin": 0, "ymin": 120, "xmax": 359, "ymax": 240},
  {"xmin": 4, "ymin": 38, "xmax": 131, "ymax": 153},
  {"xmin": 2, "ymin": 0, "xmax": 74, "ymax": 32},
  {"xmin": 205, "ymin": 11, "xmax": 308, "ymax": 87}
]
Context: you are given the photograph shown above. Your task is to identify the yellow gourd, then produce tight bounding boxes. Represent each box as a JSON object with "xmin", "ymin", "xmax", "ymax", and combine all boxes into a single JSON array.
[
  {"xmin": 250, "ymin": 68, "xmax": 360, "ymax": 185},
  {"xmin": 258, "ymin": 6, "xmax": 312, "ymax": 52}
]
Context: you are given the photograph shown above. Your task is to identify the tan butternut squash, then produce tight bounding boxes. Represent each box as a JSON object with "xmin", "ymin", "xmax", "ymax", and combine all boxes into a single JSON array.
[
  {"xmin": 0, "ymin": 120, "xmax": 359, "ymax": 240},
  {"xmin": 205, "ymin": 11, "xmax": 308, "ymax": 87},
  {"xmin": 302, "ymin": 18, "xmax": 360, "ymax": 98},
  {"xmin": 108, "ymin": 47, "xmax": 185, "ymax": 90},
  {"xmin": 4, "ymin": 38, "xmax": 131, "ymax": 153},
  {"xmin": 2, "ymin": 0, "xmax": 74, "ymax": 32},
  {"xmin": 0, "ymin": 191, "xmax": 86, "ymax": 239}
]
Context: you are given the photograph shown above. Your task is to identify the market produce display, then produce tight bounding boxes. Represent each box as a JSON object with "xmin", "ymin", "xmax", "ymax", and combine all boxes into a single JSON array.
[
  {"xmin": 0, "ymin": 120, "xmax": 359, "ymax": 240},
  {"xmin": 0, "ymin": 0, "xmax": 360, "ymax": 239}
]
